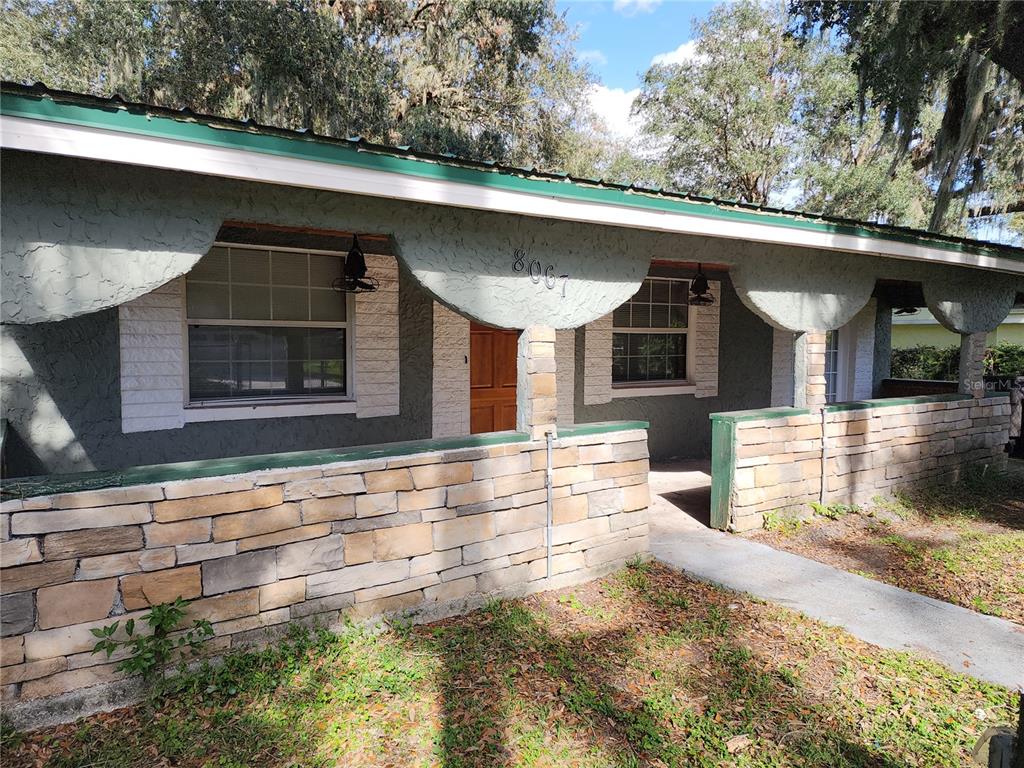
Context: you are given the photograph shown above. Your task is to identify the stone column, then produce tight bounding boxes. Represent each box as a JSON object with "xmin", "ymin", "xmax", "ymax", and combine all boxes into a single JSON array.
[
  {"xmin": 958, "ymin": 331, "xmax": 987, "ymax": 398},
  {"xmin": 804, "ymin": 331, "xmax": 829, "ymax": 409},
  {"xmin": 517, "ymin": 325, "xmax": 558, "ymax": 439}
]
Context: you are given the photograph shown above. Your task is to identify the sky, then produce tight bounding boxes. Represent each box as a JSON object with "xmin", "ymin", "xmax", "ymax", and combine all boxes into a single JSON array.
[{"xmin": 557, "ymin": 0, "xmax": 717, "ymax": 140}]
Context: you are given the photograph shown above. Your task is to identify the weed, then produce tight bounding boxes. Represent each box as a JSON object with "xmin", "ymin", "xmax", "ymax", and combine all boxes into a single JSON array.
[
  {"xmin": 809, "ymin": 501, "xmax": 859, "ymax": 519},
  {"xmin": 763, "ymin": 510, "xmax": 806, "ymax": 535},
  {"xmin": 91, "ymin": 598, "xmax": 213, "ymax": 681},
  {"xmin": 0, "ymin": 715, "xmax": 23, "ymax": 752}
]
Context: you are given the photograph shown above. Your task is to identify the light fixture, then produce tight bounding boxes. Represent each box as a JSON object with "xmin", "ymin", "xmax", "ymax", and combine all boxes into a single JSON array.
[
  {"xmin": 894, "ymin": 306, "xmax": 920, "ymax": 316},
  {"xmin": 689, "ymin": 263, "xmax": 715, "ymax": 306},
  {"xmin": 333, "ymin": 235, "xmax": 379, "ymax": 293}
]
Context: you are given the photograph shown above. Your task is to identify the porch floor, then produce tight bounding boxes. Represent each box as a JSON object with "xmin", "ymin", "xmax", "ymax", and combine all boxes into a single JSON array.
[
  {"xmin": 647, "ymin": 465, "xmax": 1024, "ymax": 690},
  {"xmin": 648, "ymin": 460, "xmax": 712, "ymax": 530}
]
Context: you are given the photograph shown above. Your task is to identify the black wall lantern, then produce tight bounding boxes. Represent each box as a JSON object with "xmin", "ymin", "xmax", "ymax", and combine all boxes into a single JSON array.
[
  {"xmin": 689, "ymin": 263, "xmax": 715, "ymax": 306},
  {"xmin": 333, "ymin": 235, "xmax": 380, "ymax": 294}
]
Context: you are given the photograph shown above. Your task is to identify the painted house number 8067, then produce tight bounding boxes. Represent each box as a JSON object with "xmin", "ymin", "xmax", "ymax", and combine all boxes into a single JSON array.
[{"xmin": 512, "ymin": 248, "xmax": 569, "ymax": 298}]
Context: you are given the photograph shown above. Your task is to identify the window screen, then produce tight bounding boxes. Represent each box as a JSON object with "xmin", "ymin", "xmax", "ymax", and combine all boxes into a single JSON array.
[
  {"xmin": 612, "ymin": 277, "xmax": 690, "ymax": 384},
  {"xmin": 185, "ymin": 245, "xmax": 349, "ymax": 402}
]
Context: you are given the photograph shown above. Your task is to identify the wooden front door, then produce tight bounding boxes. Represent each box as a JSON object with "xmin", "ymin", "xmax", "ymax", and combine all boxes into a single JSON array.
[{"xmin": 470, "ymin": 323, "xmax": 518, "ymax": 433}]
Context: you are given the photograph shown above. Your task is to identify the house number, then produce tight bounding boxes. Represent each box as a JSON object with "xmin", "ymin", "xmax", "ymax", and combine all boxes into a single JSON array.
[{"xmin": 512, "ymin": 248, "xmax": 569, "ymax": 298}]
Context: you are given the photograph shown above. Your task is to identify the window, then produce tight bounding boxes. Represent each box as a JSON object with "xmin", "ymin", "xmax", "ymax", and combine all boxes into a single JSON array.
[
  {"xmin": 185, "ymin": 244, "xmax": 350, "ymax": 404},
  {"xmin": 824, "ymin": 330, "xmax": 839, "ymax": 403},
  {"xmin": 612, "ymin": 277, "xmax": 690, "ymax": 384}
]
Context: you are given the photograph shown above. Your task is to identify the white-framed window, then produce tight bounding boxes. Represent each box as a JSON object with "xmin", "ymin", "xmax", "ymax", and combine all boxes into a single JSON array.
[
  {"xmin": 824, "ymin": 329, "xmax": 840, "ymax": 403},
  {"xmin": 611, "ymin": 277, "xmax": 692, "ymax": 386},
  {"xmin": 184, "ymin": 243, "xmax": 352, "ymax": 407}
]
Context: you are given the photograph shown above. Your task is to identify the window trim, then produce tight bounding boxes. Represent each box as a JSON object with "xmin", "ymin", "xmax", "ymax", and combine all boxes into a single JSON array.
[
  {"xmin": 182, "ymin": 241, "xmax": 355, "ymax": 409},
  {"xmin": 611, "ymin": 277, "xmax": 696, "ymax": 391}
]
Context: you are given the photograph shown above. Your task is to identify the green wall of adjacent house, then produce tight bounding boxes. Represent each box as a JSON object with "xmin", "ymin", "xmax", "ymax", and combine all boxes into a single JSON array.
[{"xmin": 892, "ymin": 320, "xmax": 1024, "ymax": 349}]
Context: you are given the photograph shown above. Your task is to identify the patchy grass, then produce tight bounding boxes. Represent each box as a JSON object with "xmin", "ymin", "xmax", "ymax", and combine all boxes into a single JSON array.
[
  {"xmin": 3, "ymin": 562, "xmax": 1015, "ymax": 768},
  {"xmin": 752, "ymin": 469, "xmax": 1024, "ymax": 624}
]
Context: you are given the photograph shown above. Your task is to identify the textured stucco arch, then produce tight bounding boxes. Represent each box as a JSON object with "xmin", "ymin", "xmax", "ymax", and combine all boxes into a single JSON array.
[
  {"xmin": 1, "ymin": 152, "xmax": 221, "ymax": 323},
  {"xmin": 923, "ymin": 268, "xmax": 1021, "ymax": 334},
  {"xmin": 3, "ymin": 152, "xmax": 651, "ymax": 328},
  {"xmin": 389, "ymin": 211, "xmax": 649, "ymax": 329},
  {"xmin": 728, "ymin": 246, "xmax": 876, "ymax": 332}
]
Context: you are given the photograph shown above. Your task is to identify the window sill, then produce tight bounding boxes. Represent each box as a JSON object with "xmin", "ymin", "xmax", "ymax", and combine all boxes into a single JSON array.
[
  {"xmin": 183, "ymin": 399, "xmax": 357, "ymax": 423},
  {"xmin": 610, "ymin": 383, "xmax": 696, "ymax": 399}
]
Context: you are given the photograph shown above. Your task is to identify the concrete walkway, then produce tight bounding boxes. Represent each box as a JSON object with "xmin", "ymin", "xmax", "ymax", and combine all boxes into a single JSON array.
[{"xmin": 648, "ymin": 462, "xmax": 1024, "ymax": 690}]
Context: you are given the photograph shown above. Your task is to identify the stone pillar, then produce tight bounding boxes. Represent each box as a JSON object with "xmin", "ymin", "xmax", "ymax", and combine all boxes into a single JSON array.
[
  {"xmin": 958, "ymin": 331, "xmax": 987, "ymax": 398},
  {"xmin": 517, "ymin": 325, "xmax": 558, "ymax": 439},
  {"xmin": 804, "ymin": 331, "xmax": 828, "ymax": 409}
]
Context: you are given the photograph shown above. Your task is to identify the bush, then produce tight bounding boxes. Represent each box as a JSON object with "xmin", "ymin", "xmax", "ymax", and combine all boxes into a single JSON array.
[
  {"xmin": 890, "ymin": 345, "xmax": 960, "ymax": 381},
  {"xmin": 891, "ymin": 342, "xmax": 1024, "ymax": 381},
  {"xmin": 986, "ymin": 342, "xmax": 1024, "ymax": 376}
]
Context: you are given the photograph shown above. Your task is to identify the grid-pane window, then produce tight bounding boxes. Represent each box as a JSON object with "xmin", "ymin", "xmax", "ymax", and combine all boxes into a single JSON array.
[
  {"xmin": 612, "ymin": 277, "xmax": 689, "ymax": 384},
  {"xmin": 824, "ymin": 330, "xmax": 839, "ymax": 403},
  {"xmin": 186, "ymin": 244, "xmax": 348, "ymax": 403}
]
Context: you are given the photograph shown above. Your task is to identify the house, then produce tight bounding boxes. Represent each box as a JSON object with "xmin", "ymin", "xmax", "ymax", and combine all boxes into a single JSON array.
[
  {"xmin": 0, "ymin": 83, "xmax": 1020, "ymax": 719},
  {"xmin": 892, "ymin": 307, "xmax": 1024, "ymax": 349}
]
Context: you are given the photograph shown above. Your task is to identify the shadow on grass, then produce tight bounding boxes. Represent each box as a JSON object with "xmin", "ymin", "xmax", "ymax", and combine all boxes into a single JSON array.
[
  {"xmin": 404, "ymin": 562, "xmax": 919, "ymax": 768},
  {"xmin": 903, "ymin": 470, "xmax": 1024, "ymax": 531},
  {"xmin": 9, "ymin": 562, "xmax": 1006, "ymax": 767}
]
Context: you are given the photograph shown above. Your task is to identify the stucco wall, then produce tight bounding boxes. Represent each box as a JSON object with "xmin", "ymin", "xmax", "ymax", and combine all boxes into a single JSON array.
[
  {"xmin": 1, "ymin": 267, "xmax": 433, "ymax": 477},
  {"xmin": 573, "ymin": 276, "xmax": 773, "ymax": 460}
]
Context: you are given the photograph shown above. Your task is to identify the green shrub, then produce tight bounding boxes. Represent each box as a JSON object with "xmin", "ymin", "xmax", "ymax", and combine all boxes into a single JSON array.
[
  {"xmin": 986, "ymin": 342, "xmax": 1024, "ymax": 376},
  {"xmin": 890, "ymin": 345, "xmax": 960, "ymax": 381},
  {"xmin": 891, "ymin": 342, "xmax": 1024, "ymax": 380}
]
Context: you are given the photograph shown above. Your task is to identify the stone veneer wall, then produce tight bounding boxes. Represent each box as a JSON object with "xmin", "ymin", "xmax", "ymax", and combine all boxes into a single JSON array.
[
  {"xmin": 714, "ymin": 396, "xmax": 1010, "ymax": 532},
  {"xmin": 0, "ymin": 427, "xmax": 650, "ymax": 722}
]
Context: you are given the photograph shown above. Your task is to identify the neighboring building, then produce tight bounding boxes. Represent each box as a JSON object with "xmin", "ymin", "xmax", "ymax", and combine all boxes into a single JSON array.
[
  {"xmin": 0, "ymin": 84, "xmax": 1020, "ymax": 720},
  {"xmin": 892, "ymin": 307, "xmax": 1024, "ymax": 349}
]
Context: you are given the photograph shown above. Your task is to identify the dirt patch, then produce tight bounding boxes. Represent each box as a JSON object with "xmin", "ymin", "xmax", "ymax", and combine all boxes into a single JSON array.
[{"xmin": 750, "ymin": 471, "xmax": 1024, "ymax": 625}]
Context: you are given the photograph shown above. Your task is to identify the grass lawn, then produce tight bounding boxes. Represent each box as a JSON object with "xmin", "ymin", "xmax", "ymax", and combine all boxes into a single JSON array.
[
  {"xmin": 2, "ymin": 560, "xmax": 1016, "ymax": 768},
  {"xmin": 751, "ymin": 469, "xmax": 1024, "ymax": 625}
]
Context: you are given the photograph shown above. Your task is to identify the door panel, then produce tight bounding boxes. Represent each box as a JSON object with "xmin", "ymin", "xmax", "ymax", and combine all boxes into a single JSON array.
[{"xmin": 470, "ymin": 323, "xmax": 518, "ymax": 433}]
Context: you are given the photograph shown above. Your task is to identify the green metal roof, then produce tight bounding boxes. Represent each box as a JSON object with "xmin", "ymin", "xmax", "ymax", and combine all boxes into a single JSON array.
[{"xmin": 2, "ymin": 81, "xmax": 1022, "ymax": 263}]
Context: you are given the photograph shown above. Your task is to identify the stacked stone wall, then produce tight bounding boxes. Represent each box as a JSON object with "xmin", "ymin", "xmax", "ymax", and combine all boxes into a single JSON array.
[
  {"xmin": 0, "ymin": 428, "xmax": 650, "ymax": 718},
  {"xmin": 726, "ymin": 396, "xmax": 1010, "ymax": 531}
]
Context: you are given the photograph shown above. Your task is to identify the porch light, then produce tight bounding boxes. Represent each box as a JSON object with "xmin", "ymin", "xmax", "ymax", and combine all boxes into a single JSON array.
[
  {"xmin": 689, "ymin": 263, "xmax": 715, "ymax": 306},
  {"xmin": 333, "ymin": 235, "xmax": 379, "ymax": 293}
]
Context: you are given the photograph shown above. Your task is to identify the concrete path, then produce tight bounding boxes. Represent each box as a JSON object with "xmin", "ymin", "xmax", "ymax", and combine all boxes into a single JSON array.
[{"xmin": 648, "ymin": 462, "xmax": 1024, "ymax": 690}]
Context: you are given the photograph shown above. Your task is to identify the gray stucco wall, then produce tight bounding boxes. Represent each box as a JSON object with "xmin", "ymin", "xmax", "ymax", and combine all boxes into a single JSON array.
[
  {"xmin": 1, "ymin": 266, "xmax": 433, "ymax": 477},
  {"xmin": 872, "ymin": 296, "xmax": 893, "ymax": 397},
  {"xmin": 573, "ymin": 274, "xmax": 774, "ymax": 460}
]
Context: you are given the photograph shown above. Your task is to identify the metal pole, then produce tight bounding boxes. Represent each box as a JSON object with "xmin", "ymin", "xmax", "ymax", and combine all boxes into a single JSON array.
[
  {"xmin": 1013, "ymin": 691, "xmax": 1023, "ymax": 768},
  {"xmin": 819, "ymin": 407, "xmax": 828, "ymax": 505},
  {"xmin": 545, "ymin": 429, "xmax": 554, "ymax": 580}
]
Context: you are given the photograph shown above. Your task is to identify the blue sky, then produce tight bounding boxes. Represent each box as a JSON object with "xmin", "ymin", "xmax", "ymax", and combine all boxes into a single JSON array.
[
  {"xmin": 558, "ymin": 0, "xmax": 715, "ymax": 90},
  {"xmin": 556, "ymin": 0, "xmax": 717, "ymax": 137}
]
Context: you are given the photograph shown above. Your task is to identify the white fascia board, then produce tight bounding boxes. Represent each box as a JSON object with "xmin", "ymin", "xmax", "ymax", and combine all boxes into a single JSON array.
[{"xmin": 3, "ymin": 114, "xmax": 1022, "ymax": 275}]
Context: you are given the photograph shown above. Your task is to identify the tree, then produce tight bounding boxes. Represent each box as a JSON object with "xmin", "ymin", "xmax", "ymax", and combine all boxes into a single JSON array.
[
  {"xmin": 794, "ymin": 35, "xmax": 932, "ymax": 227},
  {"xmin": 791, "ymin": 1, "xmax": 1024, "ymax": 234},
  {"xmin": 0, "ymin": 0, "xmax": 605, "ymax": 175},
  {"xmin": 633, "ymin": 1, "xmax": 803, "ymax": 205}
]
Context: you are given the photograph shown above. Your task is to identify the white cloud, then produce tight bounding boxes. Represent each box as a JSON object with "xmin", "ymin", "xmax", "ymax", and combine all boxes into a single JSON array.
[
  {"xmin": 650, "ymin": 39, "xmax": 702, "ymax": 67},
  {"xmin": 612, "ymin": 0, "xmax": 662, "ymax": 17},
  {"xmin": 578, "ymin": 49, "xmax": 608, "ymax": 67},
  {"xmin": 587, "ymin": 84, "xmax": 642, "ymax": 141}
]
